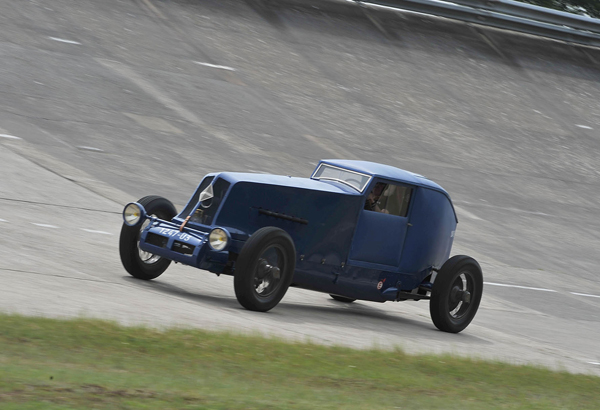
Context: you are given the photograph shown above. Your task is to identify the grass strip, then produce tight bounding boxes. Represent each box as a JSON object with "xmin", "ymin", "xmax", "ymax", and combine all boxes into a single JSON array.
[{"xmin": 0, "ymin": 313, "xmax": 598, "ymax": 409}]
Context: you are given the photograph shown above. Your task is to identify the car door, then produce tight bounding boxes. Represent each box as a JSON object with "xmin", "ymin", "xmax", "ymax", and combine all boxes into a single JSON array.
[{"xmin": 348, "ymin": 180, "xmax": 413, "ymax": 268}]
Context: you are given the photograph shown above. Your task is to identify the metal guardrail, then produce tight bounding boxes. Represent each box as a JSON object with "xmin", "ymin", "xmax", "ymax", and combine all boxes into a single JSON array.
[
  {"xmin": 452, "ymin": 0, "xmax": 600, "ymax": 34},
  {"xmin": 356, "ymin": 0, "xmax": 600, "ymax": 47}
]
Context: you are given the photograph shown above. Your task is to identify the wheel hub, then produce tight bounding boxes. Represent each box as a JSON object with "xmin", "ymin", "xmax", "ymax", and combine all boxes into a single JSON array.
[
  {"xmin": 254, "ymin": 259, "xmax": 282, "ymax": 295},
  {"xmin": 256, "ymin": 259, "xmax": 270, "ymax": 279},
  {"xmin": 450, "ymin": 286, "xmax": 471, "ymax": 304}
]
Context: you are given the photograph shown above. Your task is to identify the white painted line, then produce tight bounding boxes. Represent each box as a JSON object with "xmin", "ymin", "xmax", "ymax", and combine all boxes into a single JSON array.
[
  {"xmin": 97, "ymin": 60, "xmax": 201, "ymax": 123},
  {"xmin": 97, "ymin": 58, "xmax": 243, "ymax": 153},
  {"xmin": 81, "ymin": 229, "xmax": 113, "ymax": 235},
  {"xmin": 194, "ymin": 61, "xmax": 236, "ymax": 71},
  {"xmin": 454, "ymin": 201, "xmax": 551, "ymax": 217},
  {"xmin": 0, "ymin": 134, "xmax": 21, "ymax": 140},
  {"xmin": 571, "ymin": 292, "xmax": 600, "ymax": 299},
  {"xmin": 31, "ymin": 223, "xmax": 59, "ymax": 229},
  {"xmin": 454, "ymin": 205, "xmax": 482, "ymax": 221},
  {"xmin": 140, "ymin": 0, "xmax": 167, "ymax": 20},
  {"xmin": 0, "ymin": 218, "xmax": 7, "ymax": 222},
  {"xmin": 589, "ymin": 362, "xmax": 600, "ymax": 366},
  {"xmin": 575, "ymin": 125, "xmax": 593, "ymax": 130},
  {"xmin": 77, "ymin": 146, "xmax": 104, "ymax": 152},
  {"xmin": 49, "ymin": 37, "xmax": 81, "ymax": 45},
  {"xmin": 484, "ymin": 282, "xmax": 556, "ymax": 292}
]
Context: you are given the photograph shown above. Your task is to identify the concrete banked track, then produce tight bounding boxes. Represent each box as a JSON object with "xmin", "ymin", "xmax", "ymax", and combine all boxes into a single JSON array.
[{"xmin": 1, "ymin": 0, "xmax": 599, "ymax": 375}]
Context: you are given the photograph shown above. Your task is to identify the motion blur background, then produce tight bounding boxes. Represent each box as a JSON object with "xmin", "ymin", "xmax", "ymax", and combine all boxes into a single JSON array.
[{"xmin": 1, "ymin": 0, "xmax": 599, "ymax": 374}]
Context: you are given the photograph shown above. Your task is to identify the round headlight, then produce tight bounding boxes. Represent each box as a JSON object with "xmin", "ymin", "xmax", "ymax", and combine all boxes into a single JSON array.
[
  {"xmin": 208, "ymin": 228, "xmax": 229, "ymax": 251},
  {"xmin": 123, "ymin": 203, "xmax": 144, "ymax": 226}
]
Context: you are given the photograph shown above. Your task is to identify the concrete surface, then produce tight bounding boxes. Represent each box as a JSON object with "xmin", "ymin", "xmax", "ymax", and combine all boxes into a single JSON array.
[{"xmin": 1, "ymin": 0, "xmax": 599, "ymax": 375}]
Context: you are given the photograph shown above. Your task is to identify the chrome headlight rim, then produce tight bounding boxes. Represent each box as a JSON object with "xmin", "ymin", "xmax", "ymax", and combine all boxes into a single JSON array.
[
  {"xmin": 123, "ymin": 202, "xmax": 146, "ymax": 227},
  {"xmin": 208, "ymin": 227, "xmax": 230, "ymax": 251}
]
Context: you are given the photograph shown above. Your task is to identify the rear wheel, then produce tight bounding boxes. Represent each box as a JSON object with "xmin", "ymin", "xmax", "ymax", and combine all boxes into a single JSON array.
[
  {"xmin": 119, "ymin": 195, "xmax": 176, "ymax": 280},
  {"xmin": 429, "ymin": 255, "xmax": 483, "ymax": 333},
  {"xmin": 330, "ymin": 294, "xmax": 356, "ymax": 303},
  {"xmin": 234, "ymin": 227, "xmax": 296, "ymax": 312}
]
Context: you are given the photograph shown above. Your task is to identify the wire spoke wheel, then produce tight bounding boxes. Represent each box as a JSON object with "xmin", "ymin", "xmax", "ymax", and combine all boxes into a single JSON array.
[
  {"xmin": 119, "ymin": 196, "xmax": 176, "ymax": 280},
  {"xmin": 137, "ymin": 217, "xmax": 161, "ymax": 265}
]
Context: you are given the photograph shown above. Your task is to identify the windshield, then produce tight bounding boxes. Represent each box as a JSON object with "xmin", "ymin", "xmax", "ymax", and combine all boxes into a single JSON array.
[
  {"xmin": 311, "ymin": 164, "xmax": 371, "ymax": 192},
  {"xmin": 180, "ymin": 177, "xmax": 231, "ymax": 226}
]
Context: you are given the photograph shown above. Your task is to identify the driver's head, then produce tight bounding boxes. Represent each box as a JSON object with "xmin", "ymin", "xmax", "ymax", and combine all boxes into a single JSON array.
[{"xmin": 371, "ymin": 182, "xmax": 386, "ymax": 198}]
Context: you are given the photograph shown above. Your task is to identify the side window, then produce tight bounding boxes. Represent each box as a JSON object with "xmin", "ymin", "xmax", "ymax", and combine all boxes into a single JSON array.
[{"xmin": 364, "ymin": 182, "xmax": 412, "ymax": 217}]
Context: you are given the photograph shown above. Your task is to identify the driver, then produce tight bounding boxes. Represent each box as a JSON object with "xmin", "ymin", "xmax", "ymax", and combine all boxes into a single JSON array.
[{"xmin": 364, "ymin": 182, "xmax": 389, "ymax": 214}]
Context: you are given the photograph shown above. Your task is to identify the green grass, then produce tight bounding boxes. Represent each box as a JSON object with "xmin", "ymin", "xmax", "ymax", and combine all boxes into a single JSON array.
[{"xmin": 0, "ymin": 314, "xmax": 598, "ymax": 409}]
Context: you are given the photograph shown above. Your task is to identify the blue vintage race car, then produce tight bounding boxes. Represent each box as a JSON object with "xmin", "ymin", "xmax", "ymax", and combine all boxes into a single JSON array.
[{"xmin": 120, "ymin": 160, "xmax": 483, "ymax": 333}]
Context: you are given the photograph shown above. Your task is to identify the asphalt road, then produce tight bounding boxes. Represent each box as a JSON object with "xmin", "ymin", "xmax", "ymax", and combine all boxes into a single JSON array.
[{"xmin": 1, "ymin": 0, "xmax": 599, "ymax": 375}]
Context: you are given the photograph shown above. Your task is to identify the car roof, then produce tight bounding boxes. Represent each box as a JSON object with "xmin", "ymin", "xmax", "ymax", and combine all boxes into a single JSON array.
[{"xmin": 319, "ymin": 159, "xmax": 449, "ymax": 195}]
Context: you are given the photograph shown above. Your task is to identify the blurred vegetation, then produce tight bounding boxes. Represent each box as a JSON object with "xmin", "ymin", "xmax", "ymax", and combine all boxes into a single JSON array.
[
  {"xmin": 518, "ymin": 0, "xmax": 600, "ymax": 18},
  {"xmin": 1, "ymin": 313, "xmax": 600, "ymax": 409}
]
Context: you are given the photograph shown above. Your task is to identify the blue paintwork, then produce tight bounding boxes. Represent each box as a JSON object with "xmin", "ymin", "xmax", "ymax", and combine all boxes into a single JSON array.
[
  {"xmin": 138, "ymin": 219, "xmax": 231, "ymax": 273},
  {"xmin": 319, "ymin": 159, "xmax": 453, "ymax": 201},
  {"xmin": 135, "ymin": 160, "xmax": 459, "ymax": 302},
  {"xmin": 140, "ymin": 222, "xmax": 208, "ymax": 265}
]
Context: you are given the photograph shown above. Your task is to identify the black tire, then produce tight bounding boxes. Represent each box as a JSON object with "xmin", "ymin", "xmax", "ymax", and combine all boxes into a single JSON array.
[
  {"xmin": 330, "ymin": 294, "xmax": 356, "ymax": 303},
  {"xmin": 234, "ymin": 227, "xmax": 296, "ymax": 312},
  {"xmin": 429, "ymin": 255, "xmax": 483, "ymax": 333},
  {"xmin": 119, "ymin": 195, "xmax": 177, "ymax": 280}
]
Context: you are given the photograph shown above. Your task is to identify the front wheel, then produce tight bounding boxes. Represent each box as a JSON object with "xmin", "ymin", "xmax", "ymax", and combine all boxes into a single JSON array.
[
  {"xmin": 119, "ymin": 195, "xmax": 176, "ymax": 280},
  {"xmin": 234, "ymin": 227, "xmax": 296, "ymax": 312},
  {"xmin": 429, "ymin": 255, "xmax": 483, "ymax": 333}
]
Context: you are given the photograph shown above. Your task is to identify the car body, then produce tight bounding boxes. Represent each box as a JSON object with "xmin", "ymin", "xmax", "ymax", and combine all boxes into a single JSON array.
[{"xmin": 120, "ymin": 159, "xmax": 483, "ymax": 333}]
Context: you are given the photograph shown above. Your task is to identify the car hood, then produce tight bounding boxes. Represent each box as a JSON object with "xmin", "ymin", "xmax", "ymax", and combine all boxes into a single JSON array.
[{"xmin": 215, "ymin": 172, "xmax": 362, "ymax": 195}]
